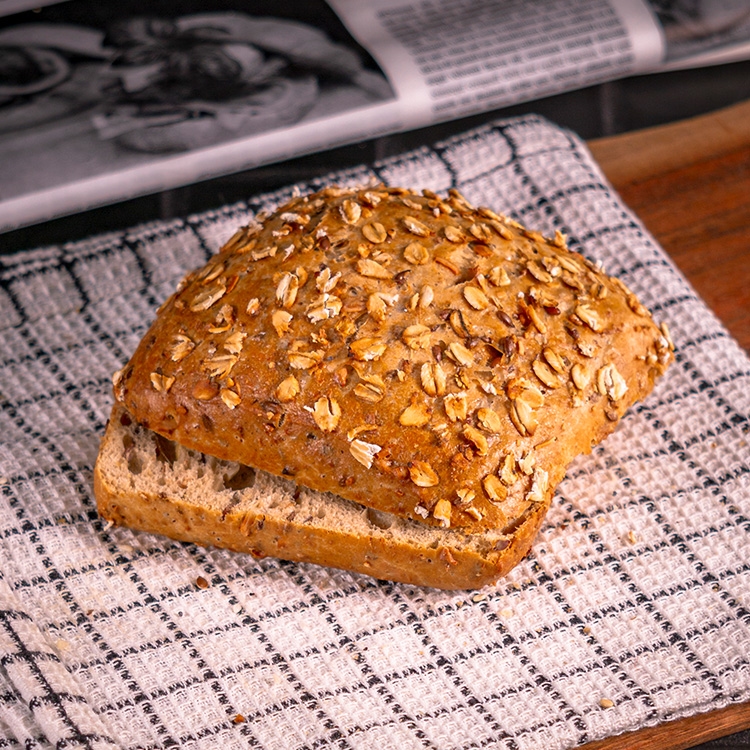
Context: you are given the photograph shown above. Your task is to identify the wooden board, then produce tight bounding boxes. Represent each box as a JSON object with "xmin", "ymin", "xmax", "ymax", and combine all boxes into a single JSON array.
[
  {"xmin": 580, "ymin": 703, "xmax": 750, "ymax": 750},
  {"xmin": 578, "ymin": 100, "xmax": 750, "ymax": 748},
  {"xmin": 589, "ymin": 99, "xmax": 750, "ymax": 353}
]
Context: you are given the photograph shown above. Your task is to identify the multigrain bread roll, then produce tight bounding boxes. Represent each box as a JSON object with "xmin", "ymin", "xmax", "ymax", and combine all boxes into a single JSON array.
[{"xmin": 94, "ymin": 185, "xmax": 673, "ymax": 589}]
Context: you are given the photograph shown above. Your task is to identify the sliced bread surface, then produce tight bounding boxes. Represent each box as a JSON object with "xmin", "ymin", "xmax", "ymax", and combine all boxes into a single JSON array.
[{"xmin": 94, "ymin": 405, "xmax": 552, "ymax": 590}]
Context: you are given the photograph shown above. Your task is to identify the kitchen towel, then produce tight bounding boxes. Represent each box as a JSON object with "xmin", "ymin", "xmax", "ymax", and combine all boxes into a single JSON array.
[{"xmin": 0, "ymin": 113, "xmax": 748, "ymax": 750}]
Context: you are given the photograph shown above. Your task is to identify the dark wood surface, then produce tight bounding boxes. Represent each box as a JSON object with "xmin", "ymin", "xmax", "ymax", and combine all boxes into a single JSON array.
[
  {"xmin": 590, "ymin": 99, "xmax": 750, "ymax": 353},
  {"xmin": 579, "ymin": 100, "xmax": 750, "ymax": 749},
  {"xmin": 580, "ymin": 703, "xmax": 750, "ymax": 750}
]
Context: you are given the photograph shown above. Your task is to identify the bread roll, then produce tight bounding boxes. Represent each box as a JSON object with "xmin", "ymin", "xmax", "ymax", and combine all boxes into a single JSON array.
[{"xmin": 97, "ymin": 184, "xmax": 673, "ymax": 587}]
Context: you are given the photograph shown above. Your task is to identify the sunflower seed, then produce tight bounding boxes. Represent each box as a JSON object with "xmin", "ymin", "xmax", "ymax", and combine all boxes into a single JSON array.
[
  {"xmin": 419, "ymin": 284, "xmax": 435, "ymax": 309},
  {"xmin": 627, "ymin": 293, "xmax": 650, "ymax": 317},
  {"xmin": 591, "ymin": 282, "xmax": 608, "ymax": 300},
  {"xmin": 435, "ymin": 256, "xmax": 459, "ymax": 274},
  {"xmin": 527, "ymin": 305, "xmax": 547, "ymax": 334},
  {"xmin": 660, "ymin": 321, "xmax": 675, "ymax": 351},
  {"xmin": 557, "ymin": 254, "xmax": 583, "ymax": 274}
]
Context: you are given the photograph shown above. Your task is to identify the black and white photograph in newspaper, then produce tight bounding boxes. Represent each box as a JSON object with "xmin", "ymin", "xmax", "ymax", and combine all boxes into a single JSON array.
[
  {"xmin": 648, "ymin": 0, "xmax": 750, "ymax": 60},
  {"xmin": 0, "ymin": 0, "xmax": 395, "ymax": 229}
]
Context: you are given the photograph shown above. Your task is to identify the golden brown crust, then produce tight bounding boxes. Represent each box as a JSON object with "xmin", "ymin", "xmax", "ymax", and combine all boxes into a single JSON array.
[{"xmin": 113, "ymin": 185, "xmax": 673, "ymax": 534}]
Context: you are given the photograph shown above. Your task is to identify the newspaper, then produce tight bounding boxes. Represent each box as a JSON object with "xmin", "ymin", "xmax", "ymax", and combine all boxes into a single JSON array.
[{"xmin": 1, "ymin": 0, "xmax": 749, "ymax": 233}]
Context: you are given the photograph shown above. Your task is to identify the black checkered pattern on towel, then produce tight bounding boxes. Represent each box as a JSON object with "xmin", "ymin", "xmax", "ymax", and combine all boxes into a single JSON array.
[{"xmin": 0, "ymin": 114, "xmax": 748, "ymax": 750}]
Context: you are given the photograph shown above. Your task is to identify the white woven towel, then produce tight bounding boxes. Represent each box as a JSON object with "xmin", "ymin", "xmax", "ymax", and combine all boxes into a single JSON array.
[{"xmin": 0, "ymin": 114, "xmax": 748, "ymax": 750}]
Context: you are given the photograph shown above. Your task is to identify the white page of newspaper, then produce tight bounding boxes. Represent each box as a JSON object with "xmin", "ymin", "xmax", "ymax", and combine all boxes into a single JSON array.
[{"xmin": 330, "ymin": 0, "xmax": 663, "ymax": 126}]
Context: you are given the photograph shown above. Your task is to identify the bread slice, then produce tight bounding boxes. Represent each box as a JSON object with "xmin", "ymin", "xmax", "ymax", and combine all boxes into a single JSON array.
[{"xmin": 94, "ymin": 404, "xmax": 552, "ymax": 590}]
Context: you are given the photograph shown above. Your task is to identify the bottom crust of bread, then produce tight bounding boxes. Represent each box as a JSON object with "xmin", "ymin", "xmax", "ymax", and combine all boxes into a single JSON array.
[{"xmin": 93, "ymin": 405, "xmax": 553, "ymax": 590}]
